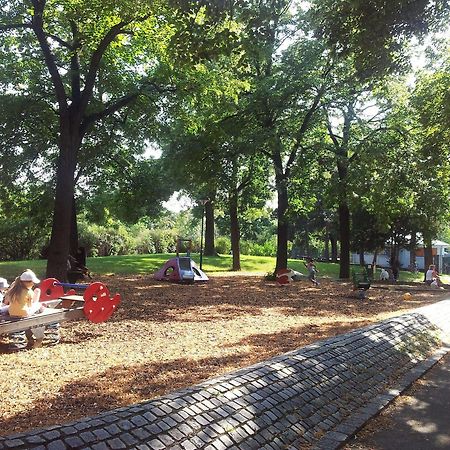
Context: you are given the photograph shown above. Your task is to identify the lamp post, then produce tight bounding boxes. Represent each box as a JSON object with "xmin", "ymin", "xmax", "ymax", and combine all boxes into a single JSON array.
[{"xmin": 199, "ymin": 199, "xmax": 209, "ymax": 270}]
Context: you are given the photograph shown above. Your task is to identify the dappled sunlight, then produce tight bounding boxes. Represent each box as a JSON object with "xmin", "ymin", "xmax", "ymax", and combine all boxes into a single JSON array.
[{"xmin": 1, "ymin": 273, "xmax": 448, "ymax": 435}]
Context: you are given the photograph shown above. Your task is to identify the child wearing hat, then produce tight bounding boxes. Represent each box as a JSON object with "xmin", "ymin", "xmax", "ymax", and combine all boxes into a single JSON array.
[
  {"xmin": 5, "ymin": 270, "xmax": 45, "ymax": 349},
  {"xmin": 5, "ymin": 269, "xmax": 43, "ymax": 317}
]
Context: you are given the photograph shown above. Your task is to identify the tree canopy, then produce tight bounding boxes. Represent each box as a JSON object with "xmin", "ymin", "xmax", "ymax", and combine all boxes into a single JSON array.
[{"xmin": 0, "ymin": 0, "xmax": 449, "ymax": 278}]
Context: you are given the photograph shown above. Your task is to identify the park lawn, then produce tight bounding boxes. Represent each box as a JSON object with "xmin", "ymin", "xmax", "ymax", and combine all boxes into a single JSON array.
[
  {"xmin": 0, "ymin": 254, "xmax": 339, "ymax": 280},
  {"xmin": 1, "ymin": 253, "xmax": 445, "ymax": 283}
]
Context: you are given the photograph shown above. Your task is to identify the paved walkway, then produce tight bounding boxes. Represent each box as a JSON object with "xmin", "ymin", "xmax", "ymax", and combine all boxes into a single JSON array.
[
  {"xmin": 1, "ymin": 300, "xmax": 449, "ymax": 450},
  {"xmin": 345, "ymin": 352, "xmax": 450, "ymax": 449}
]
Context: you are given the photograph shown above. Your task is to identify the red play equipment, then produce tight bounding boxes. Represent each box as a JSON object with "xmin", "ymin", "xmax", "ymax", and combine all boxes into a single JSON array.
[
  {"xmin": 0, "ymin": 279, "xmax": 121, "ymax": 337},
  {"xmin": 39, "ymin": 278, "xmax": 121, "ymax": 323}
]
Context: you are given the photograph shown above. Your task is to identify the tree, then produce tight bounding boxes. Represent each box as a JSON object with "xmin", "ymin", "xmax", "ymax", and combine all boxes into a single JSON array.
[
  {"xmin": 230, "ymin": 1, "xmax": 334, "ymax": 272},
  {"xmin": 410, "ymin": 49, "xmax": 450, "ymax": 269},
  {"xmin": 0, "ymin": 0, "xmax": 237, "ymax": 279},
  {"xmin": 310, "ymin": 0, "xmax": 450, "ymax": 77}
]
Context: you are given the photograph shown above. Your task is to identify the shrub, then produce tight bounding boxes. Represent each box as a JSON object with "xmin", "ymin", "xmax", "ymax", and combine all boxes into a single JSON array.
[
  {"xmin": 215, "ymin": 236, "xmax": 231, "ymax": 255},
  {"xmin": 131, "ymin": 225, "xmax": 156, "ymax": 254},
  {"xmin": 0, "ymin": 219, "xmax": 47, "ymax": 260},
  {"xmin": 148, "ymin": 229, "xmax": 178, "ymax": 254},
  {"xmin": 78, "ymin": 220, "xmax": 135, "ymax": 256},
  {"xmin": 240, "ymin": 236, "xmax": 277, "ymax": 256}
]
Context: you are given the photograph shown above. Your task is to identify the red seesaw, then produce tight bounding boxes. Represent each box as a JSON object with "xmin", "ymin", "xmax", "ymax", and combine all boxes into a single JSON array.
[
  {"xmin": 0, "ymin": 279, "xmax": 121, "ymax": 337},
  {"xmin": 39, "ymin": 278, "xmax": 121, "ymax": 323}
]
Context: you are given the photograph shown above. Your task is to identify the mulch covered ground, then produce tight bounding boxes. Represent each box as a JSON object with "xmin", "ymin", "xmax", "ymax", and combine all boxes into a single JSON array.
[{"xmin": 0, "ymin": 273, "xmax": 448, "ymax": 436}]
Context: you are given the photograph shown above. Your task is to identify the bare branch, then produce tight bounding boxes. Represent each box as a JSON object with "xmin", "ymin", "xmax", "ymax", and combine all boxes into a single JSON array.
[
  {"xmin": 326, "ymin": 116, "xmax": 341, "ymax": 150},
  {"xmin": 46, "ymin": 32, "xmax": 73, "ymax": 50},
  {"xmin": 78, "ymin": 12, "xmax": 152, "ymax": 116},
  {"xmin": 78, "ymin": 21, "xmax": 131, "ymax": 115},
  {"xmin": 285, "ymin": 84, "xmax": 327, "ymax": 170}
]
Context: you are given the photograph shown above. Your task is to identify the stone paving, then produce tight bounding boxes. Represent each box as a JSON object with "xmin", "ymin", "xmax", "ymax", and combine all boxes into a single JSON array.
[{"xmin": 1, "ymin": 300, "xmax": 450, "ymax": 450}]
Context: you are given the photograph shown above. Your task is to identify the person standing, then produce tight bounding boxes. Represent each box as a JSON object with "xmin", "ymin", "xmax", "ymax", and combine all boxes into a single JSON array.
[{"xmin": 305, "ymin": 258, "xmax": 320, "ymax": 286}]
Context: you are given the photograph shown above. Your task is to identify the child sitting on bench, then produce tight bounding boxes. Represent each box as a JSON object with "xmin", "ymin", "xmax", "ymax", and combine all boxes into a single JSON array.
[{"xmin": 4, "ymin": 270, "xmax": 45, "ymax": 349}]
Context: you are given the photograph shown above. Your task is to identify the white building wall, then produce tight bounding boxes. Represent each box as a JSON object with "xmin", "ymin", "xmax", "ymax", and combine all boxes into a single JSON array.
[{"xmin": 351, "ymin": 251, "xmax": 426, "ymax": 270}]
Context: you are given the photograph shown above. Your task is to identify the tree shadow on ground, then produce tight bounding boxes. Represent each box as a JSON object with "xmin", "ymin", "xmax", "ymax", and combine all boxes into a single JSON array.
[
  {"xmin": 224, "ymin": 320, "xmax": 374, "ymax": 357},
  {"xmin": 0, "ymin": 353, "xmax": 250, "ymax": 435},
  {"xmin": 0, "ymin": 325, "xmax": 102, "ymax": 354}
]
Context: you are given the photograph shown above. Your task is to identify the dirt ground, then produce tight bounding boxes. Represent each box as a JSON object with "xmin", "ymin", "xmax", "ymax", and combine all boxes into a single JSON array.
[{"xmin": 0, "ymin": 273, "xmax": 448, "ymax": 436}]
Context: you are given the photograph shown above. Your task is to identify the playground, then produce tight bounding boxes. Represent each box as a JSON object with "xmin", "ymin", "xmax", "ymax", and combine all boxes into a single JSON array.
[{"xmin": 0, "ymin": 273, "xmax": 448, "ymax": 436}]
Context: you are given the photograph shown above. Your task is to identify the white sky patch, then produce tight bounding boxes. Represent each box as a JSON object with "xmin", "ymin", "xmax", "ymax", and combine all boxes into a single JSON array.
[
  {"xmin": 140, "ymin": 140, "xmax": 162, "ymax": 159},
  {"xmin": 163, "ymin": 192, "xmax": 194, "ymax": 212},
  {"xmin": 266, "ymin": 194, "xmax": 277, "ymax": 210}
]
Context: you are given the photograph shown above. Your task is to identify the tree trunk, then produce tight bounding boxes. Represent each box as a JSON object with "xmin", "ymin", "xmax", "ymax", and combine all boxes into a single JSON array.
[
  {"xmin": 229, "ymin": 195, "xmax": 241, "ymax": 271},
  {"xmin": 204, "ymin": 199, "xmax": 216, "ymax": 256},
  {"xmin": 359, "ymin": 248, "xmax": 365, "ymax": 266},
  {"xmin": 46, "ymin": 120, "xmax": 79, "ymax": 281},
  {"xmin": 371, "ymin": 250, "xmax": 378, "ymax": 278},
  {"xmin": 69, "ymin": 196, "xmax": 78, "ymax": 257},
  {"xmin": 304, "ymin": 225, "xmax": 310, "ymax": 257},
  {"xmin": 324, "ymin": 232, "xmax": 330, "ymax": 261},
  {"xmin": 338, "ymin": 202, "xmax": 351, "ymax": 279},
  {"xmin": 275, "ymin": 177, "xmax": 289, "ymax": 272},
  {"xmin": 410, "ymin": 232, "xmax": 417, "ymax": 266},
  {"xmin": 330, "ymin": 234, "xmax": 338, "ymax": 262}
]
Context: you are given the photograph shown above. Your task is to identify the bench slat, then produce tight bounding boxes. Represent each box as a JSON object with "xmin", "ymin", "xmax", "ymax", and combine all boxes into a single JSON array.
[{"xmin": 0, "ymin": 307, "xmax": 85, "ymax": 335}]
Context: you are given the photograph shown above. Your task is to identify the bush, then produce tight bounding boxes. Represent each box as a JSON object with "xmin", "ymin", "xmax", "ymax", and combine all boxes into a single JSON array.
[
  {"xmin": 78, "ymin": 220, "xmax": 135, "ymax": 256},
  {"xmin": 148, "ymin": 229, "xmax": 177, "ymax": 253},
  {"xmin": 215, "ymin": 236, "xmax": 231, "ymax": 255},
  {"xmin": 240, "ymin": 236, "xmax": 277, "ymax": 256},
  {"xmin": 131, "ymin": 225, "xmax": 156, "ymax": 254},
  {"xmin": 0, "ymin": 219, "xmax": 48, "ymax": 260}
]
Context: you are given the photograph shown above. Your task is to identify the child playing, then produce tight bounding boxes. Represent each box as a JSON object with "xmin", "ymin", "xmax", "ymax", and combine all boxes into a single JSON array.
[
  {"xmin": 5, "ymin": 270, "xmax": 43, "ymax": 317},
  {"xmin": 425, "ymin": 264, "xmax": 440, "ymax": 286},
  {"xmin": 379, "ymin": 268, "xmax": 389, "ymax": 281},
  {"xmin": 5, "ymin": 270, "xmax": 45, "ymax": 349},
  {"xmin": 305, "ymin": 258, "xmax": 320, "ymax": 286}
]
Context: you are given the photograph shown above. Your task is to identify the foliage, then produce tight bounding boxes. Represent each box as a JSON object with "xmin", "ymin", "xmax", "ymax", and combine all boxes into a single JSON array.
[
  {"xmin": 81, "ymin": 159, "xmax": 174, "ymax": 225},
  {"xmin": 214, "ymin": 236, "xmax": 231, "ymax": 255},
  {"xmin": 78, "ymin": 219, "xmax": 179, "ymax": 256},
  {"xmin": 0, "ymin": 0, "xmax": 245, "ymax": 278},
  {"xmin": 0, "ymin": 218, "xmax": 46, "ymax": 261},
  {"xmin": 0, "ymin": 0, "xmax": 449, "ymax": 279},
  {"xmin": 240, "ymin": 236, "xmax": 279, "ymax": 257},
  {"xmin": 310, "ymin": 0, "xmax": 450, "ymax": 77}
]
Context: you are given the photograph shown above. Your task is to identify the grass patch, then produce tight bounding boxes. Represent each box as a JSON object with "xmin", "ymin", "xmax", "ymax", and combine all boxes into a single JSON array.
[{"xmin": 0, "ymin": 254, "xmax": 447, "ymax": 284}]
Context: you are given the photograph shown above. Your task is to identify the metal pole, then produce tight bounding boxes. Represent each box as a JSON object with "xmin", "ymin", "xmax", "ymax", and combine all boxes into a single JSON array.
[{"xmin": 200, "ymin": 206, "xmax": 205, "ymax": 270}]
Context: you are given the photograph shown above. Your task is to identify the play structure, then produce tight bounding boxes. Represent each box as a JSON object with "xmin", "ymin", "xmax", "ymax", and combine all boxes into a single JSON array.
[
  {"xmin": 0, "ymin": 278, "xmax": 121, "ymax": 337},
  {"xmin": 154, "ymin": 238, "xmax": 208, "ymax": 283},
  {"xmin": 276, "ymin": 268, "xmax": 305, "ymax": 285}
]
